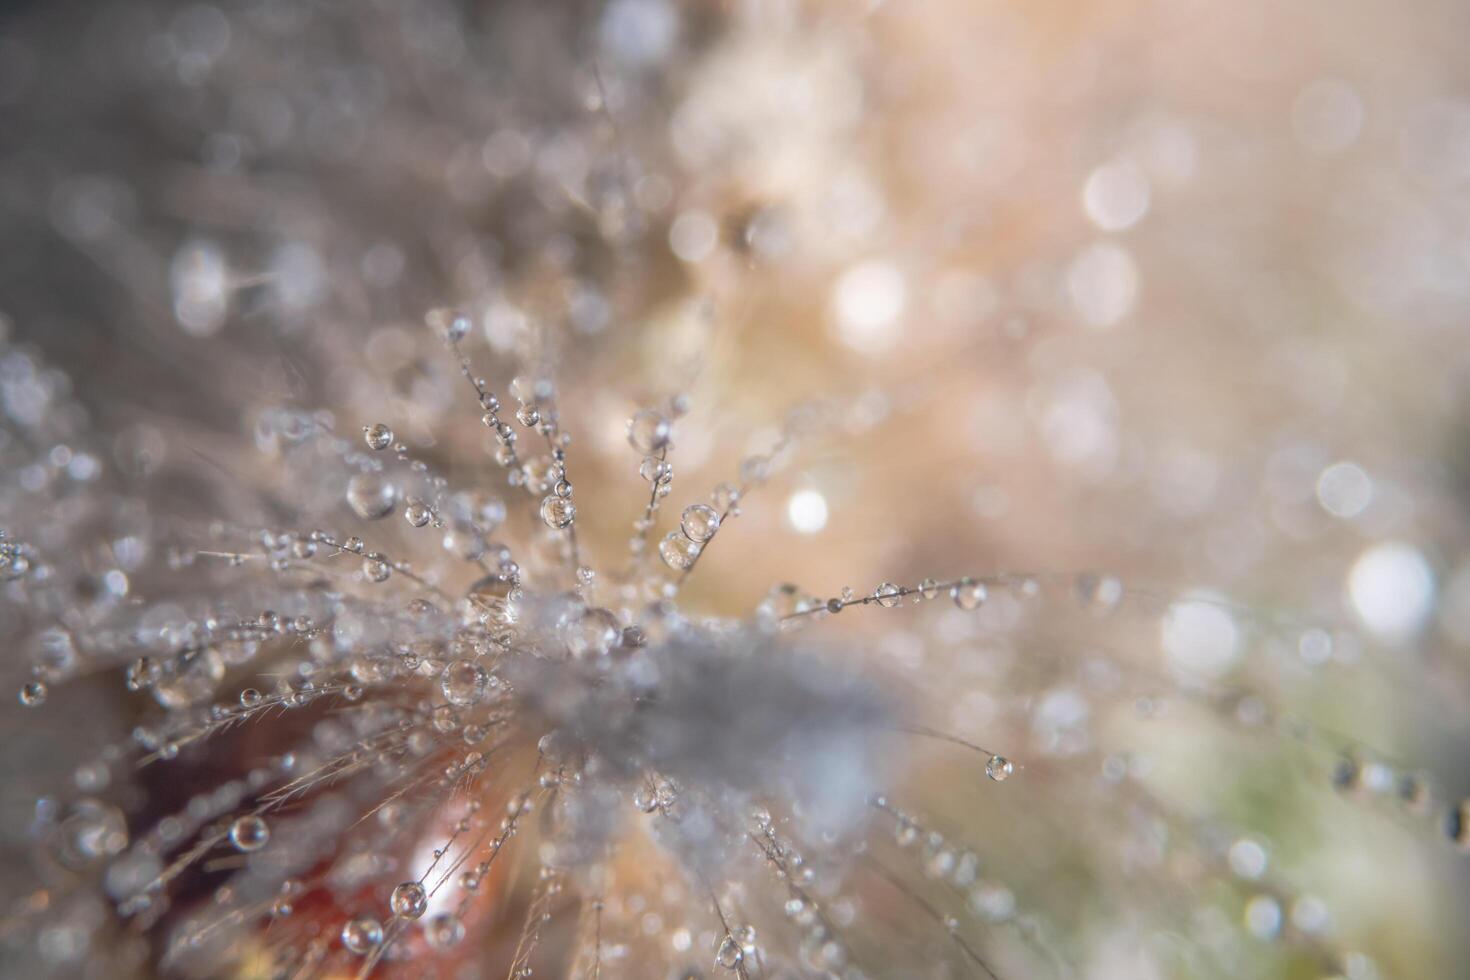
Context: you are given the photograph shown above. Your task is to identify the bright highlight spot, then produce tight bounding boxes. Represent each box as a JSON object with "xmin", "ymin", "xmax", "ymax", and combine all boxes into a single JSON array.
[
  {"xmin": 1349, "ymin": 542, "xmax": 1434, "ymax": 640},
  {"xmin": 1162, "ymin": 596, "xmax": 1239, "ymax": 680},
  {"xmin": 1067, "ymin": 243, "xmax": 1138, "ymax": 329},
  {"xmin": 1082, "ymin": 159, "xmax": 1151, "ymax": 231},
  {"xmin": 1316, "ymin": 461, "xmax": 1372, "ymax": 518},
  {"xmin": 669, "ymin": 210, "xmax": 718, "ymax": 263},
  {"xmin": 786, "ymin": 489, "xmax": 829, "ymax": 534},
  {"xmin": 830, "ymin": 260, "xmax": 906, "ymax": 354}
]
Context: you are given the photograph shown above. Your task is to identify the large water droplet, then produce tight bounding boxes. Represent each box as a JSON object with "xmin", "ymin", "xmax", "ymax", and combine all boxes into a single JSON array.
[
  {"xmin": 441, "ymin": 659, "xmax": 489, "ymax": 706},
  {"xmin": 390, "ymin": 881, "xmax": 428, "ymax": 919},
  {"xmin": 347, "ymin": 472, "xmax": 399, "ymax": 520},
  {"xmin": 341, "ymin": 917, "xmax": 383, "ymax": 954},
  {"xmin": 229, "ymin": 815, "xmax": 270, "ymax": 852}
]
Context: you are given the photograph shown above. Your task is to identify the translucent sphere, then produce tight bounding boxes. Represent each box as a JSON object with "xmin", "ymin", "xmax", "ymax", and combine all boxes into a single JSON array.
[
  {"xmin": 640, "ymin": 456, "xmax": 671, "ymax": 484},
  {"xmin": 435, "ymin": 308, "xmax": 471, "ymax": 341},
  {"xmin": 873, "ymin": 583, "xmax": 902, "ymax": 608},
  {"xmin": 659, "ymin": 531, "xmax": 701, "ymax": 570},
  {"xmin": 540, "ymin": 495, "xmax": 576, "ymax": 530},
  {"xmin": 423, "ymin": 913, "xmax": 465, "ymax": 949},
  {"xmin": 985, "ymin": 755, "xmax": 1014, "ymax": 782},
  {"xmin": 390, "ymin": 881, "xmax": 428, "ymax": 919},
  {"xmin": 1075, "ymin": 572, "xmax": 1123, "ymax": 612},
  {"xmin": 341, "ymin": 917, "xmax": 383, "ymax": 954},
  {"xmin": 680, "ymin": 503, "xmax": 720, "ymax": 543},
  {"xmin": 18, "ymin": 680, "xmax": 46, "ymax": 707},
  {"xmin": 405, "ymin": 499, "xmax": 432, "ymax": 528},
  {"xmin": 229, "ymin": 815, "xmax": 270, "ymax": 852},
  {"xmin": 153, "ymin": 647, "xmax": 226, "ymax": 709},
  {"xmin": 441, "ymin": 659, "xmax": 489, "ymax": 706},
  {"xmin": 566, "ymin": 607, "xmax": 621, "ymax": 659},
  {"xmin": 952, "ymin": 578, "xmax": 988, "ymax": 611},
  {"xmin": 627, "ymin": 409, "xmax": 671, "ymax": 455},
  {"xmin": 363, "ymin": 423, "xmax": 394, "ymax": 451},
  {"xmin": 346, "ymin": 472, "xmax": 398, "ymax": 520},
  {"xmin": 716, "ymin": 935, "xmax": 744, "ymax": 969},
  {"xmin": 711, "ymin": 482, "xmax": 741, "ymax": 511}
]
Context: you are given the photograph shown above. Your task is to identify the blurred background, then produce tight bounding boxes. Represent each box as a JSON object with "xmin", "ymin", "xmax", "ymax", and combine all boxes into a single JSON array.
[{"xmin": 3, "ymin": 0, "xmax": 1470, "ymax": 977}]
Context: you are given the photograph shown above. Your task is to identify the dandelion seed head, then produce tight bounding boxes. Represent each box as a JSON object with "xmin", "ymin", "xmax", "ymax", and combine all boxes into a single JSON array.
[{"xmin": 2, "ymin": 2, "xmax": 1467, "ymax": 977}]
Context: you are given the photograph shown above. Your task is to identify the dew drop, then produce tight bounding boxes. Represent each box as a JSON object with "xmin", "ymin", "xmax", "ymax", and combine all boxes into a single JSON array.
[
  {"xmin": 873, "ymin": 583, "xmax": 902, "ymax": 608},
  {"xmin": 712, "ymin": 482, "xmax": 741, "ymax": 511},
  {"xmin": 716, "ymin": 935, "xmax": 744, "ymax": 970},
  {"xmin": 985, "ymin": 755, "xmax": 1014, "ymax": 782},
  {"xmin": 346, "ymin": 472, "xmax": 399, "ymax": 521},
  {"xmin": 153, "ymin": 648, "xmax": 226, "ymax": 709},
  {"xmin": 659, "ymin": 531, "xmax": 701, "ymax": 570},
  {"xmin": 680, "ymin": 503, "xmax": 720, "ymax": 543},
  {"xmin": 424, "ymin": 913, "xmax": 465, "ymax": 949},
  {"xmin": 18, "ymin": 680, "xmax": 47, "ymax": 707},
  {"xmin": 540, "ymin": 495, "xmax": 576, "ymax": 530},
  {"xmin": 363, "ymin": 423, "xmax": 394, "ymax": 451},
  {"xmin": 640, "ymin": 456, "xmax": 671, "ymax": 484},
  {"xmin": 952, "ymin": 577, "xmax": 988, "ymax": 611},
  {"xmin": 405, "ymin": 498, "xmax": 432, "ymax": 528},
  {"xmin": 390, "ymin": 881, "xmax": 428, "ymax": 919},
  {"xmin": 441, "ymin": 659, "xmax": 489, "ymax": 706},
  {"xmin": 627, "ymin": 409, "xmax": 671, "ymax": 455},
  {"xmin": 1075, "ymin": 572, "xmax": 1123, "ymax": 612},
  {"xmin": 566, "ymin": 607, "xmax": 621, "ymax": 659},
  {"xmin": 229, "ymin": 815, "xmax": 270, "ymax": 852},
  {"xmin": 341, "ymin": 917, "xmax": 383, "ymax": 954}
]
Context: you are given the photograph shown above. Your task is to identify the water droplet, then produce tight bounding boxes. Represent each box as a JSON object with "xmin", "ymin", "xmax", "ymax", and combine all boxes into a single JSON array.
[
  {"xmin": 55, "ymin": 799, "xmax": 128, "ymax": 867},
  {"xmin": 659, "ymin": 531, "xmax": 700, "ymax": 570},
  {"xmin": 362, "ymin": 556, "xmax": 392, "ymax": 583},
  {"xmin": 712, "ymin": 482, "xmax": 741, "ymax": 511},
  {"xmin": 1075, "ymin": 572, "xmax": 1123, "ymax": 612},
  {"xmin": 441, "ymin": 659, "xmax": 489, "ymax": 706},
  {"xmin": 873, "ymin": 583, "xmax": 902, "ymax": 608},
  {"xmin": 390, "ymin": 881, "xmax": 428, "ymax": 919},
  {"xmin": 952, "ymin": 577, "xmax": 987, "ymax": 611},
  {"xmin": 627, "ymin": 409, "xmax": 671, "ymax": 455},
  {"xmin": 405, "ymin": 498, "xmax": 432, "ymax": 528},
  {"xmin": 229, "ymin": 815, "xmax": 270, "ymax": 852},
  {"xmin": 18, "ymin": 680, "xmax": 47, "ymax": 707},
  {"xmin": 363, "ymin": 424, "xmax": 394, "ymax": 451},
  {"xmin": 985, "ymin": 755, "xmax": 1014, "ymax": 782},
  {"xmin": 423, "ymin": 913, "xmax": 465, "ymax": 949},
  {"xmin": 680, "ymin": 503, "xmax": 720, "ymax": 543},
  {"xmin": 540, "ymin": 495, "xmax": 576, "ymax": 530},
  {"xmin": 341, "ymin": 917, "xmax": 383, "ymax": 954},
  {"xmin": 716, "ymin": 935, "xmax": 744, "ymax": 969},
  {"xmin": 153, "ymin": 648, "xmax": 226, "ymax": 709},
  {"xmin": 347, "ymin": 472, "xmax": 399, "ymax": 520},
  {"xmin": 566, "ymin": 607, "xmax": 621, "ymax": 659},
  {"xmin": 640, "ymin": 456, "xmax": 671, "ymax": 484}
]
